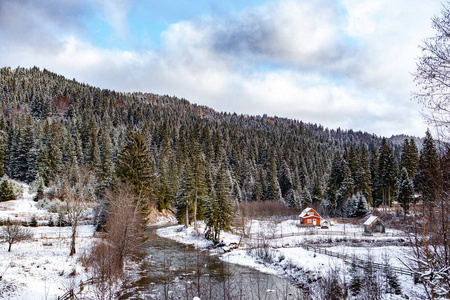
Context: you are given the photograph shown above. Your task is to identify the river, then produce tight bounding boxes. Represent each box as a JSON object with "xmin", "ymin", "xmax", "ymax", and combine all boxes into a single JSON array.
[{"xmin": 117, "ymin": 227, "xmax": 305, "ymax": 300}]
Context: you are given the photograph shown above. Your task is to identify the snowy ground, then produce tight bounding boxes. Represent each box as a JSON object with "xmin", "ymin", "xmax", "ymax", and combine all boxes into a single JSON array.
[
  {"xmin": 0, "ymin": 182, "xmax": 96, "ymax": 300},
  {"xmin": 157, "ymin": 219, "xmax": 427, "ymax": 299},
  {"xmin": 0, "ymin": 225, "xmax": 95, "ymax": 300}
]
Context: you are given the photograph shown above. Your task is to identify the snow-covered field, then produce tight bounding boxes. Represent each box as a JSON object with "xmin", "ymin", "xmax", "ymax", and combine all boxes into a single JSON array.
[
  {"xmin": 0, "ymin": 182, "xmax": 428, "ymax": 299},
  {"xmin": 157, "ymin": 219, "xmax": 427, "ymax": 299},
  {"xmin": 0, "ymin": 183, "xmax": 96, "ymax": 300}
]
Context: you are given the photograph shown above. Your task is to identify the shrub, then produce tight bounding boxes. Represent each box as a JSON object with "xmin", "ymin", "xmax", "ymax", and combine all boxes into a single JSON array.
[
  {"xmin": 0, "ymin": 179, "xmax": 17, "ymax": 202},
  {"xmin": 29, "ymin": 215, "xmax": 38, "ymax": 227}
]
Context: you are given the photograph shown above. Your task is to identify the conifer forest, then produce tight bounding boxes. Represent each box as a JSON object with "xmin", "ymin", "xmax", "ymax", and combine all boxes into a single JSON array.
[
  {"xmin": 0, "ymin": 66, "xmax": 435, "ymax": 222},
  {"xmin": 0, "ymin": 66, "xmax": 449, "ymax": 299}
]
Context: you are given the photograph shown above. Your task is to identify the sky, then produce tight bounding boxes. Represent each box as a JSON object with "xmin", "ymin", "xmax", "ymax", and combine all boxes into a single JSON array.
[{"xmin": 0, "ymin": 0, "xmax": 443, "ymax": 137}]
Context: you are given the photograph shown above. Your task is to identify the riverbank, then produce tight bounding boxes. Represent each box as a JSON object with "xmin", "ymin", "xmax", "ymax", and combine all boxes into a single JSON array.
[{"xmin": 157, "ymin": 220, "xmax": 427, "ymax": 299}]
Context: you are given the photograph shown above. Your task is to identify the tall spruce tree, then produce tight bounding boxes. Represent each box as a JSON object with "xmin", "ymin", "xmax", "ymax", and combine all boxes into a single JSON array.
[
  {"xmin": 396, "ymin": 167, "xmax": 414, "ymax": 215},
  {"xmin": 267, "ymin": 155, "xmax": 282, "ymax": 202},
  {"xmin": 414, "ymin": 130, "xmax": 442, "ymax": 208},
  {"xmin": 205, "ymin": 163, "xmax": 233, "ymax": 241},
  {"xmin": 116, "ymin": 130, "xmax": 155, "ymax": 212},
  {"xmin": 401, "ymin": 139, "xmax": 419, "ymax": 179},
  {"xmin": 374, "ymin": 138, "xmax": 398, "ymax": 208}
]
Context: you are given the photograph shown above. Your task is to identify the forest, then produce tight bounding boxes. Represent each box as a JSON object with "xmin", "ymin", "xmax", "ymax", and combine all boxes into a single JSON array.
[{"xmin": 0, "ymin": 66, "xmax": 446, "ymax": 238}]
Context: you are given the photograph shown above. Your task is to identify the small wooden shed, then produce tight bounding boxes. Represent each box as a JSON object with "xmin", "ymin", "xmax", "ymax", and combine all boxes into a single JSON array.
[
  {"xmin": 299, "ymin": 207, "xmax": 321, "ymax": 226},
  {"xmin": 321, "ymin": 219, "xmax": 330, "ymax": 229},
  {"xmin": 363, "ymin": 216, "xmax": 386, "ymax": 233}
]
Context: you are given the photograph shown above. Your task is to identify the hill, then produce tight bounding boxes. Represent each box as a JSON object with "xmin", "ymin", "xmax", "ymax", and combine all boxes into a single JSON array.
[{"xmin": 0, "ymin": 66, "xmax": 419, "ymax": 217}]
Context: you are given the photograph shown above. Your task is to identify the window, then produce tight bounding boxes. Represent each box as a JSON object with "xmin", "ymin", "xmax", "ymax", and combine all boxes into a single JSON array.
[
  {"xmin": 308, "ymin": 219, "xmax": 312, "ymax": 223},
  {"xmin": 309, "ymin": 212, "xmax": 314, "ymax": 216}
]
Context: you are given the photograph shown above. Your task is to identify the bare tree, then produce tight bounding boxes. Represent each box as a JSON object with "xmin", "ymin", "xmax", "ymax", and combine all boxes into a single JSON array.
[
  {"xmin": 410, "ymin": 5, "xmax": 450, "ymax": 297},
  {"xmin": 413, "ymin": 3, "xmax": 450, "ymax": 140},
  {"xmin": 0, "ymin": 219, "xmax": 32, "ymax": 252},
  {"xmin": 104, "ymin": 182, "xmax": 147, "ymax": 267},
  {"xmin": 54, "ymin": 164, "xmax": 96, "ymax": 256},
  {"xmin": 86, "ymin": 241, "xmax": 123, "ymax": 300}
]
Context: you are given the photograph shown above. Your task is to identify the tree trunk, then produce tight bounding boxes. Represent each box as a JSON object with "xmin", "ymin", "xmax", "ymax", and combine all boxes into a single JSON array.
[
  {"xmin": 185, "ymin": 205, "xmax": 189, "ymax": 227},
  {"xmin": 69, "ymin": 225, "xmax": 77, "ymax": 256},
  {"xmin": 194, "ymin": 190, "xmax": 198, "ymax": 232},
  {"xmin": 8, "ymin": 242, "xmax": 11, "ymax": 252}
]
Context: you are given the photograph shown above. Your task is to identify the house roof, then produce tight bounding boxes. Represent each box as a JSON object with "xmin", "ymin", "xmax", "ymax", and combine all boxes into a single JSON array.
[
  {"xmin": 363, "ymin": 215, "xmax": 384, "ymax": 226},
  {"xmin": 299, "ymin": 207, "xmax": 313, "ymax": 218},
  {"xmin": 299, "ymin": 207, "xmax": 321, "ymax": 219}
]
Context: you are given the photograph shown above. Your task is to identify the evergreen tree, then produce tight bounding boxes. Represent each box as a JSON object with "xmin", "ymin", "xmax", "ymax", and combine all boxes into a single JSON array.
[
  {"xmin": 98, "ymin": 128, "xmax": 114, "ymax": 189},
  {"xmin": 374, "ymin": 138, "xmax": 398, "ymax": 207},
  {"xmin": 278, "ymin": 160, "xmax": 293, "ymax": 200},
  {"xmin": 414, "ymin": 130, "xmax": 442, "ymax": 207},
  {"xmin": 29, "ymin": 215, "xmax": 37, "ymax": 227},
  {"xmin": 349, "ymin": 255, "xmax": 362, "ymax": 296},
  {"xmin": 87, "ymin": 127, "xmax": 100, "ymax": 172},
  {"xmin": 116, "ymin": 130, "xmax": 155, "ymax": 211},
  {"xmin": 396, "ymin": 167, "xmax": 414, "ymax": 215},
  {"xmin": 401, "ymin": 139, "xmax": 419, "ymax": 179},
  {"xmin": 0, "ymin": 179, "xmax": 16, "ymax": 202},
  {"xmin": 175, "ymin": 161, "xmax": 194, "ymax": 226},
  {"xmin": 267, "ymin": 155, "xmax": 282, "ymax": 202},
  {"xmin": 205, "ymin": 164, "xmax": 233, "ymax": 241},
  {"xmin": 0, "ymin": 145, "xmax": 3, "ymax": 177},
  {"xmin": 325, "ymin": 153, "xmax": 344, "ymax": 209},
  {"xmin": 14, "ymin": 121, "xmax": 36, "ymax": 182},
  {"xmin": 301, "ymin": 187, "xmax": 312, "ymax": 207},
  {"xmin": 47, "ymin": 216, "xmax": 54, "ymax": 227},
  {"xmin": 336, "ymin": 162, "xmax": 354, "ymax": 214}
]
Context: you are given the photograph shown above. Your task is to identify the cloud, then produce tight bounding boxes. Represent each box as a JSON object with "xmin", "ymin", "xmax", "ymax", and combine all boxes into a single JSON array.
[
  {"xmin": 92, "ymin": 0, "xmax": 132, "ymax": 41},
  {"xmin": 0, "ymin": 0, "xmax": 443, "ymax": 137},
  {"xmin": 221, "ymin": 1, "xmax": 349, "ymax": 68}
]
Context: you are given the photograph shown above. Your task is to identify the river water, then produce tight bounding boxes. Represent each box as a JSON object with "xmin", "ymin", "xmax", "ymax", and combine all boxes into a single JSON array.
[{"xmin": 118, "ymin": 228, "xmax": 305, "ymax": 300}]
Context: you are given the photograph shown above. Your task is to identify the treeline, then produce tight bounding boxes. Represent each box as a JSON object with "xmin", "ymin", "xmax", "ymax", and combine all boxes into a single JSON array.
[{"xmin": 0, "ymin": 66, "xmax": 441, "ymax": 229}]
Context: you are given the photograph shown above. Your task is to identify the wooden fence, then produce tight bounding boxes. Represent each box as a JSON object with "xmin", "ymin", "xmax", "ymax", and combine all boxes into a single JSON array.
[
  {"xmin": 240, "ymin": 230, "xmax": 399, "ymax": 241},
  {"xmin": 301, "ymin": 244, "xmax": 425, "ymax": 277}
]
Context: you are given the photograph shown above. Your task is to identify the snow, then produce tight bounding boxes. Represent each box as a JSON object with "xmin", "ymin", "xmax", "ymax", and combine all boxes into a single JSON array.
[
  {"xmin": 299, "ymin": 207, "xmax": 312, "ymax": 218},
  {"xmin": 363, "ymin": 215, "xmax": 379, "ymax": 226},
  {"xmin": 0, "ymin": 183, "xmax": 96, "ymax": 300},
  {"xmin": 157, "ymin": 218, "xmax": 427, "ymax": 299},
  {"xmin": 0, "ymin": 225, "xmax": 95, "ymax": 300}
]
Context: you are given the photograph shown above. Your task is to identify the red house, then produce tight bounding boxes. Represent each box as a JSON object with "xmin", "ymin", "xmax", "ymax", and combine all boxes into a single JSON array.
[{"xmin": 299, "ymin": 207, "xmax": 321, "ymax": 226}]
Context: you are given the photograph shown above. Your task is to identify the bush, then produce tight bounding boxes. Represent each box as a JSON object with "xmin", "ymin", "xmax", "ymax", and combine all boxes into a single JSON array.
[
  {"xmin": 47, "ymin": 216, "xmax": 54, "ymax": 227},
  {"xmin": 0, "ymin": 179, "xmax": 17, "ymax": 202},
  {"xmin": 29, "ymin": 215, "xmax": 38, "ymax": 227}
]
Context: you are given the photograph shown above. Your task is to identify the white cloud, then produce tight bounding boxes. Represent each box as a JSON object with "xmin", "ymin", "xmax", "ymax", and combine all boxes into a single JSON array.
[
  {"xmin": 93, "ymin": 0, "xmax": 132, "ymax": 41},
  {"xmin": 0, "ymin": 0, "xmax": 443, "ymax": 137}
]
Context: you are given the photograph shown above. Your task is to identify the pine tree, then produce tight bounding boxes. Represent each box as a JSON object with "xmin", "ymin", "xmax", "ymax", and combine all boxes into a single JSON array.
[
  {"xmin": 396, "ymin": 167, "xmax": 414, "ymax": 215},
  {"xmin": 414, "ymin": 130, "xmax": 442, "ymax": 207},
  {"xmin": 205, "ymin": 163, "xmax": 233, "ymax": 241},
  {"xmin": 0, "ymin": 179, "xmax": 16, "ymax": 202},
  {"xmin": 87, "ymin": 127, "xmax": 100, "ymax": 172},
  {"xmin": 0, "ymin": 146, "xmax": 3, "ymax": 178},
  {"xmin": 325, "ymin": 153, "xmax": 344, "ymax": 209},
  {"xmin": 116, "ymin": 130, "xmax": 155, "ymax": 212},
  {"xmin": 278, "ymin": 160, "xmax": 293, "ymax": 200},
  {"xmin": 47, "ymin": 216, "xmax": 54, "ymax": 227},
  {"xmin": 374, "ymin": 138, "xmax": 398, "ymax": 208},
  {"xmin": 98, "ymin": 128, "xmax": 114, "ymax": 189},
  {"xmin": 336, "ymin": 162, "xmax": 354, "ymax": 214},
  {"xmin": 175, "ymin": 161, "xmax": 194, "ymax": 226},
  {"xmin": 401, "ymin": 139, "xmax": 419, "ymax": 179},
  {"xmin": 349, "ymin": 255, "xmax": 362, "ymax": 296},
  {"xmin": 29, "ymin": 215, "xmax": 37, "ymax": 227},
  {"xmin": 267, "ymin": 155, "xmax": 282, "ymax": 202}
]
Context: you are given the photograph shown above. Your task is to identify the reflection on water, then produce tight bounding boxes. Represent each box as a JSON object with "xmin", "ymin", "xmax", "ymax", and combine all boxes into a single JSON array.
[{"xmin": 118, "ymin": 228, "xmax": 305, "ymax": 299}]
